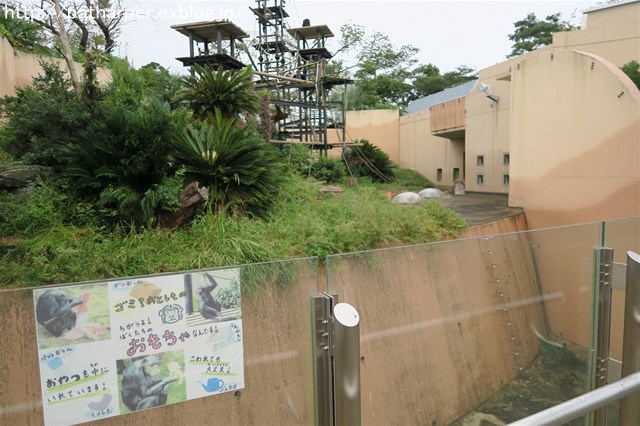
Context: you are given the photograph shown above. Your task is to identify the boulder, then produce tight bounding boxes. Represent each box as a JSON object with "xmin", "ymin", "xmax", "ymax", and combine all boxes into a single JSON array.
[
  {"xmin": 391, "ymin": 192, "xmax": 422, "ymax": 204},
  {"xmin": 418, "ymin": 188, "xmax": 446, "ymax": 199},
  {"xmin": 0, "ymin": 164, "xmax": 53, "ymax": 190}
]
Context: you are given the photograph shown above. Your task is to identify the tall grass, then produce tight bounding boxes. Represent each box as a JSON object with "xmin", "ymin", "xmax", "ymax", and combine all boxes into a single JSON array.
[{"xmin": 0, "ymin": 174, "xmax": 465, "ymax": 288}]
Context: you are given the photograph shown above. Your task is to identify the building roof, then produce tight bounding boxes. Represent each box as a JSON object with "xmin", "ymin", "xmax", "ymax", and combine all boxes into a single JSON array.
[
  {"xmin": 287, "ymin": 25, "xmax": 334, "ymax": 39},
  {"xmin": 583, "ymin": 0, "xmax": 639, "ymax": 14},
  {"xmin": 171, "ymin": 20, "xmax": 249, "ymax": 42},
  {"xmin": 406, "ymin": 79, "xmax": 478, "ymax": 114}
]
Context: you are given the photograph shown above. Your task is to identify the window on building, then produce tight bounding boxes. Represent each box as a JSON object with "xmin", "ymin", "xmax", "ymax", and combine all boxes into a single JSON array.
[
  {"xmin": 477, "ymin": 155, "xmax": 484, "ymax": 166},
  {"xmin": 503, "ymin": 174, "xmax": 510, "ymax": 186},
  {"xmin": 437, "ymin": 168, "xmax": 443, "ymax": 181},
  {"xmin": 453, "ymin": 168, "xmax": 460, "ymax": 180},
  {"xmin": 503, "ymin": 153, "xmax": 510, "ymax": 166},
  {"xmin": 477, "ymin": 174, "xmax": 484, "ymax": 185}
]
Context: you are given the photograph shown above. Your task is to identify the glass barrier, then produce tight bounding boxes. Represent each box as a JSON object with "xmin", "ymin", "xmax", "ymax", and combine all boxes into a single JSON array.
[
  {"xmin": 0, "ymin": 257, "xmax": 319, "ymax": 426},
  {"xmin": 604, "ymin": 216, "xmax": 640, "ymax": 259},
  {"xmin": 603, "ymin": 217, "xmax": 640, "ymax": 361},
  {"xmin": 326, "ymin": 222, "xmax": 602, "ymax": 425},
  {"xmin": 601, "ymin": 217, "xmax": 640, "ymax": 425}
]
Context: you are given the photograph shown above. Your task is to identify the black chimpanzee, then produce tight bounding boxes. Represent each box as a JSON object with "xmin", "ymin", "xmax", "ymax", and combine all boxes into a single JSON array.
[
  {"xmin": 197, "ymin": 274, "xmax": 223, "ymax": 320},
  {"xmin": 120, "ymin": 356, "xmax": 178, "ymax": 412},
  {"xmin": 35, "ymin": 289, "xmax": 83, "ymax": 337}
]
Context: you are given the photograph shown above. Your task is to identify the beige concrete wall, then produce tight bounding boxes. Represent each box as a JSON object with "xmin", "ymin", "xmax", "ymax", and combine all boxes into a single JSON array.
[
  {"xmin": 398, "ymin": 0, "xmax": 639, "ymax": 201},
  {"xmin": 329, "ymin": 231, "xmax": 546, "ymax": 425},
  {"xmin": 509, "ymin": 50, "xmax": 640, "ymax": 229},
  {"xmin": 327, "ymin": 109, "xmax": 400, "ymax": 165},
  {"xmin": 343, "ymin": 109, "xmax": 399, "ymax": 164},
  {"xmin": 0, "ymin": 260, "xmax": 320, "ymax": 425},
  {"xmin": 465, "ymin": 64, "xmax": 517, "ymax": 193},
  {"xmin": 554, "ymin": 1, "xmax": 640, "ymax": 67},
  {"xmin": 398, "ymin": 110, "xmax": 462, "ymax": 189},
  {"xmin": 0, "ymin": 36, "xmax": 111, "ymax": 97}
]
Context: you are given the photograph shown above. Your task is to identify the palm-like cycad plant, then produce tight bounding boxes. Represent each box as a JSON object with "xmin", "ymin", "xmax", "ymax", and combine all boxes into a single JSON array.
[
  {"xmin": 172, "ymin": 111, "xmax": 282, "ymax": 215},
  {"xmin": 175, "ymin": 65, "xmax": 260, "ymax": 120},
  {"xmin": 57, "ymin": 101, "xmax": 183, "ymax": 225}
]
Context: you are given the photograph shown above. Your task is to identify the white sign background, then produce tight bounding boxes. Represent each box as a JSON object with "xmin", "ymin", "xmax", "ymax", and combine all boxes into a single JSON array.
[{"xmin": 33, "ymin": 268, "xmax": 244, "ymax": 425}]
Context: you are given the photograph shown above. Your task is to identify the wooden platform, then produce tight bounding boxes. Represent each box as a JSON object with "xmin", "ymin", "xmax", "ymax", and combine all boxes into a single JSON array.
[{"xmin": 268, "ymin": 140, "xmax": 363, "ymax": 147}]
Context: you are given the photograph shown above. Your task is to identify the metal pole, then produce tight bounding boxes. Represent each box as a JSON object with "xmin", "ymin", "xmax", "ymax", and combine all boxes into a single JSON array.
[
  {"xmin": 311, "ymin": 294, "xmax": 333, "ymax": 426},
  {"xmin": 508, "ymin": 371, "xmax": 640, "ymax": 426},
  {"xmin": 332, "ymin": 303, "xmax": 361, "ymax": 426},
  {"xmin": 619, "ymin": 251, "xmax": 640, "ymax": 424},
  {"xmin": 593, "ymin": 247, "xmax": 613, "ymax": 425}
]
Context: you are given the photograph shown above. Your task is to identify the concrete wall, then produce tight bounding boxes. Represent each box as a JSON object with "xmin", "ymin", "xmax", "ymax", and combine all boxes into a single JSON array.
[
  {"xmin": 0, "ymin": 260, "xmax": 320, "ymax": 425},
  {"xmin": 327, "ymin": 109, "xmax": 400, "ymax": 164},
  {"xmin": 328, "ymin": 228, "xmax": 549, "ymax": 425},
  {"xmin": 554, "ymin": 1, "xmax": 640, "ymax": 68},
  {"xmin": 0, "ymin": 36, "xmax": 111, "ymax": 97},
  {"xmin": 397, "ymin": 0, "xmax": 640, "ymax": 207},
  {"xmin": 398, "ymin": 110, "xmax": 462, "ymax": 189},
  {"xmin": 509, "ymin": 50, "xmax": 640, "ymax": 229}
]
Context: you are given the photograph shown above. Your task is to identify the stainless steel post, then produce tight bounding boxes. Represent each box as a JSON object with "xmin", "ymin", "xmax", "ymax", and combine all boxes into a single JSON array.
[
  {"xmin": 311, "ymin": 293, "xmax": 334, "ymax": 426},
  {"xmin": 593, "ymin": 247, "xmax": 613, "ymax": 426},
  {"xmin": 619, "ymin": 251, "xmax": 640, "ymax": 424},
  {"xmin": 332, "ymin": 303, "xmax": 361, "ymax": 426}
]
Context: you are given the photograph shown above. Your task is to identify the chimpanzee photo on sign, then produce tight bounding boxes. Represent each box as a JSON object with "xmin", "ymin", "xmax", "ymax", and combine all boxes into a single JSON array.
[
  {"xmin": 34, "ymin": 283, "xmax": 111, "ymax": 349},
  {"xmin": 117, "ymin": 351, "xmax": 186, "ymax": 413}
]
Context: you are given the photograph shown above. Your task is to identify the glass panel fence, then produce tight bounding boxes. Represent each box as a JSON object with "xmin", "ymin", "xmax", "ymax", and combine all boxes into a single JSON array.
[
  {"xmin": 326, "ymin": 222, "xmax": 602, "ymax": 425},
  {"xmin": 600, "ymin": 217, "xmax": 640, "ymax": 425},
  {"xmin": 0, "ymin": 257, "xmax": 319, "ymax": 426}
]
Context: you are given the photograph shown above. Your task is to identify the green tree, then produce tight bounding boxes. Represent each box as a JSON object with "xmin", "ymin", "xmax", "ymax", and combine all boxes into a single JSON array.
[
  {"xmin": 333, "ymin": 23, "xmax": 477, "ymax": 110},
  {"xmin": 508, "ymin": 12, "xmax": 575, "ymax": 58},
  {"xmin": 0, "ymin": 10, "xmax": 49, "ymax": 54},
  {"xmin": 621, "ymin": 60, "xmax": 640, "ymax": 89},
  {"xmin": 106, "ymin": 59, "xmax": 182, "ymax": 107},
  {"xmin": 335, "ymin": 22, "xmax": 418, "ymax": 110},
  {"xmin": 171, "ymin": 111, "xmax": 283, "ymax": 215},
  {"xmin": 0, "ymin": 62, "xmax": 97, "ymax": 165},
  {"xmin": 412, "ymin": 64, "xmax": 477, "ymax": 98},
  {"xmin": 175, "ymin": 65, "xmax": 260, "ymax": 120}
]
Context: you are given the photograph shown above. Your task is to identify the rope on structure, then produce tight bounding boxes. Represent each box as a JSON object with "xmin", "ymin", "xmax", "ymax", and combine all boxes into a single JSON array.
[{"xmin": 344, "ymin": 128, "xmax": 392, "ymax": 184}]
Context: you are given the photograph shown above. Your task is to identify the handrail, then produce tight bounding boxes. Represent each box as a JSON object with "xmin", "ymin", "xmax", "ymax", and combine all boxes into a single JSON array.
[{"xmin": 508, "ymin": 371, "xmax": 640, "ymax": 426}]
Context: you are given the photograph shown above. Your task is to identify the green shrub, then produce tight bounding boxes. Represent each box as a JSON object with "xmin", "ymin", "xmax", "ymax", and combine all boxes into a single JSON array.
[
  {"xmin": 0, "ymin": 62, "xmax": 98, "ymax": 165},
  {"xmin": 56, "ymin": 100, "xmax": 185, "ymax": 226},
  {"xmin": 347, "ymin": 139, "xmax": 394, "ymax": 182},
  {"xmin": 310, "ymin": 157, "xmax": 346, "ymax": 183},
  {"xmin": 172, "ymin": 111, "xmax": 284, "ymax": 215},
  {"xmin": 0, "ymin": 185, "xmax": 66, "ymax": 237},
  {"xmin": 280, "ymin": 144, "xmax": 313, "ymax": 176}
]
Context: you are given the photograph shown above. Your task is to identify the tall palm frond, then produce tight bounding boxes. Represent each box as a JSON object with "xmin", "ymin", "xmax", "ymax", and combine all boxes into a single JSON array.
[{"xmin": 174, "ymin": 65, "xmax": 260, "ymax": 120}]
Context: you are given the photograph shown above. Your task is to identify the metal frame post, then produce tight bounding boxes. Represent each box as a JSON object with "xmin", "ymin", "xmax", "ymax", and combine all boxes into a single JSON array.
[
  {"xmin": 619, "ymin": 251, "xmax": 640, "ymax": 424},
  {"xmin": 311, "ymin": 293, "xmax": 334, "ymax": 426},
  {"xmin": 311, "ymin": 294, "xmax": 361, "ymax": 426},
  {"xmin": 592, "ymin": 247, "xmax": 613, "ymax": 425}
]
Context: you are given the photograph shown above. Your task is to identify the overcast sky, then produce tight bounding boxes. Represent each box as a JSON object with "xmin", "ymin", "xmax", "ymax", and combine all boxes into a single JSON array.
[{"xmin": 117, "ymin": 0, "xmax": 595, "ymax": 74}]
